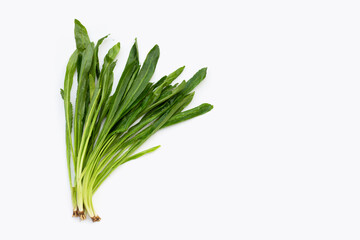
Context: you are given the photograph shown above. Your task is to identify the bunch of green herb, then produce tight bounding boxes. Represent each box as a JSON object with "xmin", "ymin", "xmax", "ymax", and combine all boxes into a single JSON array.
[{"xmin": 61, "ymin": 19, "xmax": 213, "ymax": 222}]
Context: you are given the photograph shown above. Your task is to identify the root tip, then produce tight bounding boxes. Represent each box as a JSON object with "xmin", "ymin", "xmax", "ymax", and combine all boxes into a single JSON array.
[
  {"xmin": 79, "ymin": 211, "xmax": 86, "ymax": 220},
  {"xmin": 91, "ymin": 216, "xmax": 101, "ymax": 222},
  {"xmin": 72, "ymin": 208, "xmax": 79, "ymax": 217}
]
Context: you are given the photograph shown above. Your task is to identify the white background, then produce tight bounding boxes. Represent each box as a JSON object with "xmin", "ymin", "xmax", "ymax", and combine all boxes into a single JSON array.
[{"xmin": 0, "ymin": 0, "xmax": 359, "ymax": 239}]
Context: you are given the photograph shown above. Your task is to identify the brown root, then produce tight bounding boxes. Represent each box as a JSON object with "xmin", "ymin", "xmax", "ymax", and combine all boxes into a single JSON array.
[
  {"xmin": 72, "ymin": 208, "xmax": 79, "ymax": 217},
  {"xmin": 79, "ymin": 211, "xmax": 86, "ymax": 220},
  {"xmin": 91, "ymin": 216, "xmax": 101, "ymax": 222}
]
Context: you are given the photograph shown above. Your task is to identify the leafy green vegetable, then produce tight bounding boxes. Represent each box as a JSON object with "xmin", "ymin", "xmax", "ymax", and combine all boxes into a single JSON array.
[{"xmin": 61, "ymin": 19, "xmax": 213, "ymax": 222}]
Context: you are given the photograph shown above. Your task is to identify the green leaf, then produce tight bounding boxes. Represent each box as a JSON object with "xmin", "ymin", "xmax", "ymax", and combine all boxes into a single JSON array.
[
  {"xmin": 62, "ymin": 49, "xmax": 78, "ymax": 189},
  {"xmin": 182, "ymin": 67, "xmax": 207, "ymax": 95},
  {"xmin": 163, "ymin": 103, "xmax": 213, "ymax": 127},
  {"xmin": 89, "ymin": 35, "xmax": 109, "ymax": 98},
  {"xmin": 95, "ymin": 35, "xmax": 109, "ymax": 78},
  {"xmin": 74, "ymin": 43, "xmax": 94, "ymax": 155},
  {"xmin": 102, "ymin": 61, "xmax": 117, "ymax": 99},
  {"xmin": 116, "ymin": 45, "xmax": 160, "ymax": 117},
  {"xmin": 74, "ymin": 19, "xmax": 90, "ymax": 51},
  {"xmin": 63, "ymin": 49, "xmax": 79, "ymax": 133},
  {"xmin": 123, "ymin": 145, "xmax": 161, "ymax": 164},
  {"xmin": 163, "ymin": 66, "xmax": 185, "ymax": 86},
  {"xmin": 125, "ymin": 38, "xmax": 139, "ymax": 67},
  {"xmin": 101, "ymin": 42, "xmax": 120, "ymax": 78},
  {"xmin": 107, "ymin": 40, "xmax": 140, "ymax": 123}
]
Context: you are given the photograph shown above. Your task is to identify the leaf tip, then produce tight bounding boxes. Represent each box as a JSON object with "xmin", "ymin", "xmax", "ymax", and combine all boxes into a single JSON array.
[
  {"xmin": 198, "ymin": 67, "xmax": 207, "ymax": 78},
  {"xmin": 202, "ymin": 103, "xmax": 214, "ymax": 112},
  {"xmin": 152, "ymin": 44, "xmax": 160, "ymax": 53},
  {"xmin": 131, "ymin": 38, "xmax": 139, "ymax": 56},
  {"xmin": 133, "ymin": 38, "xmax": 139, "ymax": 49},
  {"xmin": 74, "ymin": 19, "xmax": 85, "ymax": 29},
  {"xmin": 179, "ymin": 65, "xmax": 185, "ymax": 72}
]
